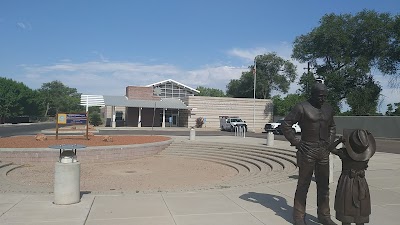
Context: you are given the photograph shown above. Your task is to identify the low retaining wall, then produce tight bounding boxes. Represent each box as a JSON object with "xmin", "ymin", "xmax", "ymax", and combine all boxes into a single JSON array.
[
  {"xmin": 273, "ymin": 116, "xmax": 400, "ymax": 139},
  {"xmin": 334, "ymin": 116, "xmax": 400, "ymax": 139},
  {"xmin": 0, "ymin": 139, "xmax": 173, "ymax": 164}
]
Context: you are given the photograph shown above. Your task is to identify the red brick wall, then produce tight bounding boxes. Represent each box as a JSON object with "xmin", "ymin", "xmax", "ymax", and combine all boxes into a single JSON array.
[{"xmin": 125, "ymin": 86, "xmax": 160, "ymax": 100}]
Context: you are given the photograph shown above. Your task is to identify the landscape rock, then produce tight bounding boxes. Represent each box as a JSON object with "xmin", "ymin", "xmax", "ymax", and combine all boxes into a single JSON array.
[{"xmin": 35, "ymin": 133, "xmax": 47, "ymax": 141}]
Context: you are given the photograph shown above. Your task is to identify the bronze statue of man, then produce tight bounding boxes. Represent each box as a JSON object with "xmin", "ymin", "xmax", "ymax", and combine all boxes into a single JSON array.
[{"xmin": 281, "ymin": 83, "xmax": 337, "ymax": 225}]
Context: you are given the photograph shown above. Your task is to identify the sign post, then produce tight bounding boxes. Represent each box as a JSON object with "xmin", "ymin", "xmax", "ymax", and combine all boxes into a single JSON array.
[
  {"xmin": 80, "ymin": 95, "xmax": 105, "ymax": 139},
  {"xmin": 86, "ymin": 111, "xmax": 89, "ymax": 140},
  {"xmin": 56, "ymin": 113, "xmax": 88, "ymax": 140},
  {"xmin": 56, "ymin": 113, "xmax": 67, "ymax": 140}
]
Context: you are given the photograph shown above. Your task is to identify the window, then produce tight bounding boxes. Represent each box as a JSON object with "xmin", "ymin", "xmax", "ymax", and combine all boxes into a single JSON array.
[{"xmin": 116, "ymin": 111, "xmax": 123, "ymax": 121}]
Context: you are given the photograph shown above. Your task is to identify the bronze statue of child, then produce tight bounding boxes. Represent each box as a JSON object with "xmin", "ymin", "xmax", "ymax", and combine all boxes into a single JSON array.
[{"xmin": 328, "ymin": 129, "xmax": 376, "ymax": 225}]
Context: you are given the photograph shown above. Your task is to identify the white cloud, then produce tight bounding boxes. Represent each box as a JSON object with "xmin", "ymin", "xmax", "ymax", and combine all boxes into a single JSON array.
[
  {"xmin": 20, "ymin": 61, "xmax": 179, "ymax": 95},
  {"xmin": 15, "ymin": 42, "xmax": 397, "ymax": 114},
  {"xmin": 16, "ymin": 22, "xmax": 32, "ymax": 30},
  {"xmin": 92, "ymin": 51, "xmax": 109, "ymax": 62},
  {"xmin": 181, "ymin": 65, "xmax": 248, "ymax": 90},
  {"xmin": 18, "ymin": 61, "xmax": 248, "ymax": 95},
  {"xmin": 229, "ymin": 44, "xmax": 295, "ymax": 60},
  {"xmin": 14, "ymin": 43, "xmax": 306, "ymax": 96},
  {"xmin": 228, "ymin": 47, "xmax": 268, "ymax": 62}
]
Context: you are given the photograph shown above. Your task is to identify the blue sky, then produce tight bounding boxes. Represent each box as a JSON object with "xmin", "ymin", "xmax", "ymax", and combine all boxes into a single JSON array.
[{"xmin": 1, "ymin": 0, "xmax": 399, "ymax": 113}]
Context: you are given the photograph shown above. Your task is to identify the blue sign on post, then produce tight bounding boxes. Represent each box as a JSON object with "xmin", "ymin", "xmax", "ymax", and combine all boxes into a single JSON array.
[{"xmin": 66, "ymin": 114, "xmax": 87, "ymax": 124}]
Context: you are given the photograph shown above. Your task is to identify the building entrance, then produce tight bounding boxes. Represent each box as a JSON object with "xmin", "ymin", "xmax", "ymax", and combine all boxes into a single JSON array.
[{"xmin": 163, "ymin": 110, "xmax": 179, "ymax": 127}]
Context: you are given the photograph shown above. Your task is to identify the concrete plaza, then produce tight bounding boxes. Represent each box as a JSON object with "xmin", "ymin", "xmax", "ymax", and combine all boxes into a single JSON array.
[{"xmin": 1, "ymin": 135, "xmax": 400, "ymax": 225}]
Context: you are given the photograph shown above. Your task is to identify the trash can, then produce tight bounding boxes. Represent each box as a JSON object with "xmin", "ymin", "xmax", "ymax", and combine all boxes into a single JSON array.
[
  {"xmin": 266, "ymin": 129, "xmax": 274, "ymax": 146},
  {"xmin": 49, "ymin": 144, "xmax": 85, "ymax": 205},
  {"xmin": 189, "ymin": 127, "xmax": 196, "ymax": 140}
]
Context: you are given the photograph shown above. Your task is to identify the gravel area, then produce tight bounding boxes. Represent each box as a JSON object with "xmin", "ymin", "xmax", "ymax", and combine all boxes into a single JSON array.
[
  {"xmin": 2, "ymin": 135, "xmax": 238, "ymax": 192},
  {"xmin": 0, "ymin": 135, "xmax": 171, "ymax": 148},
  {"xmin": 8, "ymin": 156, "xmax": 237, "ymax": 192}
]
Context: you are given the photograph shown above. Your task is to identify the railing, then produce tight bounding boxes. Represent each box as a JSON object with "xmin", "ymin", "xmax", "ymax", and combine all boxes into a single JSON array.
[{"xmin": 234, "ymin": 126, "xmax": 246, "ymax": 138}]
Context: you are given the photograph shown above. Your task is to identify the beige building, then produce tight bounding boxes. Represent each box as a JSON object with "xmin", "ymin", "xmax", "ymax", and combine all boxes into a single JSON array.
[{"xmin": 102, "ymin": 79, "xmax": 273, "ymax": 132}]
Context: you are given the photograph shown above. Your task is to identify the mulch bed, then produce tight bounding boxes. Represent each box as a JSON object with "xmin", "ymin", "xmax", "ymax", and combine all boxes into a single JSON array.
[{"xmin": 0, "ymin": 135, "xmax": 170, "ymax": 148}]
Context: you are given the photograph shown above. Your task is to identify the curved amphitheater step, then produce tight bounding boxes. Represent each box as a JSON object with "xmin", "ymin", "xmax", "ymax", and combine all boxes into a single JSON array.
[
  {"xmin": 0, "ymin": 161, "xmax": 13, "ymax": 169},
  {"xmin": 0, "ymin": 138, "xmax": 299, "ymax": 193},
  {"xmin": 0, "ymin": 162, "xmax": 52, "ymax": 193},
  {"xmin": 159, "ymin": 138, "xmax": 298, "ymax": 188}
]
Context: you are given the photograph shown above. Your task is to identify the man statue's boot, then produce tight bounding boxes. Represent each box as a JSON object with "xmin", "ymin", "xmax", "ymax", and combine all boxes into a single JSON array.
[
  {"xmin": 318, "ymin": 217, "xmax": 336, "ymax": 225},
  {"xmin": 317, "ymin": 185, "xmax": 336, "ymax": 225},
  {"xmin": 293, "ymin": 218, "xmax": 307, "ymax": 225}
]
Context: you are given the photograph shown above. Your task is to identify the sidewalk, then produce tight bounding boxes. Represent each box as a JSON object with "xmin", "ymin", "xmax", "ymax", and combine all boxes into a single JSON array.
[{"xmin": 1, "ymin": 136, "xmax": 400, "ymax": 225}]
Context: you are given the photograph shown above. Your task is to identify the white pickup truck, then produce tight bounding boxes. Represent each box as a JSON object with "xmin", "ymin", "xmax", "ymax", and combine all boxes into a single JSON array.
[
  {"xmin": 220, "ymin": 116, "xmax": 248, "ymax": 132},
  {"xmin": 264, "ymin": 119, "xmax": 301, "ymax": 134}
]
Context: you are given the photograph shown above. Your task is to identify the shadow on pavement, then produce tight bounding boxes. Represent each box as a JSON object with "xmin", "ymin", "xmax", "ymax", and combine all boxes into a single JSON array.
[
  {"xmin": 80, "ymin": 191, "xmax": 92, "ymax": 198},
  {"xmin": 240, "ymin": 192, "xmax": 320, "ymax": 225}
]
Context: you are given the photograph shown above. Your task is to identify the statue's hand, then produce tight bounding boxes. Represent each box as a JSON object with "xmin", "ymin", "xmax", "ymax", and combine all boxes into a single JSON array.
[
  {"xmin": 294, "ymin": 140, "xmax": 311, "ymax": 154},
  {"xmin": 290, "ymin": 138, "xmax": 301, "ymax": 147}
]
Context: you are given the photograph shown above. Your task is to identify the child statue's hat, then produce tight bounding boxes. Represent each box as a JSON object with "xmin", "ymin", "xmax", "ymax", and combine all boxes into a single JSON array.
[{"xmin": 343, "ymin": 129, "xmax": 376, "ymax": 161}]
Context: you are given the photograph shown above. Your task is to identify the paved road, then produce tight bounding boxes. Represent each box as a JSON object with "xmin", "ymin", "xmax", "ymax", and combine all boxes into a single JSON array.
[
  {"xmin": 1, "ymin": 123, "xmax": 398, "ymax": 154},
  {"xmin": 0, "ymin": 122, "xmax": 56, "ymax": 137}
]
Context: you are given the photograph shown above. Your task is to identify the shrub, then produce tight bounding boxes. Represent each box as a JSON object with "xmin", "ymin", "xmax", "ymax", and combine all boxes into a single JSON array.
[
  {"xmin": 89, "ymin": 112, "xmax": 103, "ymax": 126},
  {"xmin": 195, "ymin": 117, "xmax": 204, "ymax": 128}
]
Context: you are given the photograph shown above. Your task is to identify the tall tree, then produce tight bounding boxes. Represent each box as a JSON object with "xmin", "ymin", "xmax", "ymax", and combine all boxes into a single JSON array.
[
  {"xmin": 292, "ymin": 10, "xmax": 399, "ymax": 112},
  {"xmin": 0, "ymin": 77, "xmax": 38, "ymax": 122},
  {"xmin": 226, "ymin": 73, "xmax": 253, "ymax": 98},
  {"xmin": 196, "ymin": 86, "xmax": 226, "ymax": 97},
  {"xmin": 226, "ymin": 52, "xmax": 297, "ymax": 99},
  {"xmin": 380, "ymin": 14, "xmax": 400, "ymax": 85},
  {"xmin": 297, "ymin": 71, "xmax": 317, "ymax": 99},
  {"xmin": 386, "ymin": 102, "xmax": 400, "ymax": 116},
  {"xmin": 272, "ymin": 94, "xmax": 306, "ymax": 117},
  {"xmin": 346, "ymin": 76, "xmax": 382, "ymax": 115},
  {"xmin": 38, "ymin": 80, "xmax": 83, "ymax": 116}
]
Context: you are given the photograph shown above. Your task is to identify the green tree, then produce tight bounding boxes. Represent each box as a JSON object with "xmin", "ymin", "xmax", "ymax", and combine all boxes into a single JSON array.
[
  {"xmin": 0, "ymin": 77, "xmax": 38, "ymax": 122},
  {"xmin": 255, "ymin": 53, "xmax": 297, "ymax": 99},
  {"xmin": 394, "ymin": 103, "xmax": 400, "ymax": 115},
  {"xmin": 89, "ymin": 112, "xmax": 103, "ymax": 126},
  {"xmin": 386, "ymin": 104, "xmax": 394, "ymax": 115},
  {"xmin": 292, "ymin": 10, "xmax": 398, "ymax": 113},
  {"xmin": 297, "ymin": 71, "xmax": 316, "ymax": 99},
  {"xmin": 379, "ymin": 14, "xmax": 400, "ymax": 80},
  {"xmin": 226, "ymin": 52, "xmax": 297, "ymax": 99},
  {"xmin": 38, "ymin": 80, "xmax": 83, "ymax": 116},
  {"xmin": 346, "ymin": 76, "xmax": 382, "ymax": 115},
  {"xmin": 386, "ymin": 102, "xmax": 400, "ymax": 116},
  {"xmin": 272, "ymin": 94, "xmax": 306, "ymax": 117},
  {"xmin": 196, "ymin": 86, "xmax": 226, "ymax": 97},
  {"xmin": 88, "ymin": 106, "xmax": 101, "ymax": 114},
  {"xmin": 226, "ymin": 73, "xmax": 253, "ymax": 98}
]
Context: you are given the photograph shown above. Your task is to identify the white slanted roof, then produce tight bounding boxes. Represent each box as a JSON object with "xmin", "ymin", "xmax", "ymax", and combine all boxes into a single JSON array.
[{"xmin": 145, "ymin": 79, "xmax": 200, "ymax": 93}]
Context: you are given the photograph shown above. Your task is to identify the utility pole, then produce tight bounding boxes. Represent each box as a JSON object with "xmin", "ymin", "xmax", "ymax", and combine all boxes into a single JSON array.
[
  {"xmin": 305, "ymin": 62, "xmax": 311, "ymax": 74},
  {"xmin": 303, "ymin": 62, "xmax": 313, "ymax": 95},
  {"xmin": 253, "ymin": 57, "xmax": 257, "ymax": 133},
  {"xmin": 304, "ymin": 62, "xmax": 324, "ymax": 85}
]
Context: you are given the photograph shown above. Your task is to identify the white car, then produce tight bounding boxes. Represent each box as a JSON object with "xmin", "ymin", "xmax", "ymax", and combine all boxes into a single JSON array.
[
  {"xmin": 264, "ymin": 119, "xmax": 301, "ymax": 134},
  {"xmin": 220, "ymin": 117, "xmax": 248, "ymax": 132}
]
